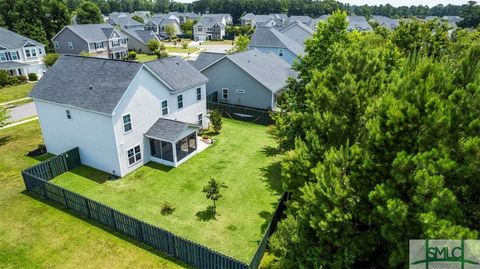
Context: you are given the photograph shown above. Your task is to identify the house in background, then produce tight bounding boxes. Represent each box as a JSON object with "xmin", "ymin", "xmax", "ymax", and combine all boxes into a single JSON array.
[
  {"xmin": 168, "ymin": 12, "xmax": 201, "ymax": 23},
  {"xmin": 116, "ymin": 15, "xmax": 145, "ymax": 29},
  {"xmin": 275, "ymin": 21, "xmax": 314, "ymax": 45},
  {"xmin": 371, "ymin": 15, "xmax": 400, "ymax": 29},
  {"xmin": 145, "ymin": 14, "xmax": 182, "ymax": 37},
  {"xmin": 249, "ymin": 26, "xmax": 304, "ymax": 64},
  {"xmin": 240, "ymin": 13, "xmax": 288, "ymax": 27},
  {"xmin": 288, "ymin": 15, "xmax": 313, "ymax": 26},
  {"xmin": 52, "ymin": 24, "xmax": 128, "ymax": 59},
  {"xmin": 190, "ymin": 49, "xmax": 296, "ymax": 110},
  {"xmin": 318, "ymin": 15, "xmax": 373, "ymax": 31},
  {"xmin": 193, "ymin": 16, "xmax": 227, "ymax": 41},
  {"xmin": 0, "ymin": 27, "xmax": 46, "ymax": 78},
  {"xmin": 121, "ymin": 29, "xmax": 159, "ymax": 54},
  {"xmin": 30, "ymin": 55, "xmax": 209, "ymax": 177}
]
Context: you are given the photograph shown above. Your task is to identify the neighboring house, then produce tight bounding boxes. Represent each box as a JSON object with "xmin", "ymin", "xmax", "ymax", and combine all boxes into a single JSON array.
[
  {"xmin": 203, "ymin": 14, "xmax": 233, "ymax": 25},
  {"xmin": 318, "ymin": 15, "xmax": 373, "ymax": 31},
  {"xmin": 307, "ymin": 17, "xmax": 322, "ymax": 29},
  {"xmin": 288, "ymin": 15, "xmax": 313, "ymax": 26},
  {"xmin": 116, "ymin": 15, "xmax": 145, "ymax": 29},
  {"xmin": 371, "ymin": 15, "xmax": 400, "ymax": 29},
  {"xmin": 109, "ymin": 12, "xmax": 129, "ymax": 25},
  {"xmin": 168, "ymin": 12, "xmax": 201, "ymax": 23},
  {"xmin": 241, "ymin": 13, "xmax": 287, "ymax": 27},
  {"xmin": 30, "ymin": 55, "xmax": 209, "ymax": 177},
  {"xmin": 121, "ymin": 29, "xmax": 159, "ymax": 54},
  {"xmin": 52, "ymin": 24, "xmax": 128, "ymax": 59},
  {"xmin": 0, "ymin": 27, "xmax": 46, "ymax": 78},
  {"xmin": 193, "ymin": 15, "xmax": 228, "ymax": 41},
  {"xmin": 249, "ymin": 26, "xmax": 304, "ymax": 64},
  {"xmin": 145, "ymin": 15, "xmax": 182, "ymax": 37},
  {"xmin": 276, "ymin": 21, "xmax": 314, "ymax": 45},
  {"xmin": 189, "ymin": 49, "xmax": 296, "ymax": 110},
  {"xmin": 240, "ymin": 13, "xmax": 256, "ymax": 25}
]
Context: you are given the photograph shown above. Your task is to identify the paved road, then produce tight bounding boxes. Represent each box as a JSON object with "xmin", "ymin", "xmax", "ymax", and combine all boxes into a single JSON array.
[{"xmin": 7, "ymin": 102, "xmax": 37, "ymax": 122}]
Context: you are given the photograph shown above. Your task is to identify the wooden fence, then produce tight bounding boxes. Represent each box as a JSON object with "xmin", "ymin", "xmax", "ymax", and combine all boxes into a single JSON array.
[
  {"xmin": 22, "ymin": 148, "xmax": 288, "ymax": 269},
  {"xmin": 207, "ymin": 101, "xmax": 274, "ymax": 126}
]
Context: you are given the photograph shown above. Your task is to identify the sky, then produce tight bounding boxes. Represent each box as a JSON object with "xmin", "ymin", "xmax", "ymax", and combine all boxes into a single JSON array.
[{"xmin": 175, "ymin": 0, "xmax": 470, "ymax": 7}]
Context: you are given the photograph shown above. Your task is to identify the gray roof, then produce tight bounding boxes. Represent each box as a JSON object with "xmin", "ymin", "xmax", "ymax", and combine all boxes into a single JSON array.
[
  {"xmin": 223, "ymin": 49, "xmax": 296, "ymax": 93},
  {"xmin": 195, "ymin": 16, "xmax": 225, "ymax": 28},
  {"xmin": 30, "ymin": 55, "xmax": 142, "ymax": 114},
  {"xmin": 116, "ymin": 16, "xmax": 144, "ymax": 28},
  {"xmin": 347, "ymin": 16, "xmax": 373, "ymax": 31},
  {"xmin": 0, "ymin": 61, "xmax": 29, "ymax": 70},
  {"xmin": 279, "ymin": 21, "xmax": 314, "ymax": 34},
  {"xmin": 0, "ymin": 27, "xmax": 44, "ymax": 49},
  {"xmin": 145, "ymin": 118, "xmax": 199, "ymax": 143},
  {"xmin": 270, "ymin": 13, "xmax": 289, "ymax": 20},
  {"xmin": 288, "ymin": 15, "xmax": 312, "ymax": 24},
  {"xmin": 122, "ymin": 29, "xmax": 157, "ymax": 44},
  {"xmin": 372, "ymin": 15, "xmax": 399, "ymax": 29},
  {"xmin": 145, "ymin": 57, "xmax": 208, "ymax": 93},
  {"xmin": 188, "ymin": 52, "xmax": 225, "ymax": 71},
  {"xmin": 249, "ymin": 26, "xmax": 304, "ymax": 56},
  {"xmin": 241, "ymin": 13, "xmax": 256, "ymax": 20},
  {"xmin": 59, "ymin": 24, "xmax": 126, "ymax": 43}
]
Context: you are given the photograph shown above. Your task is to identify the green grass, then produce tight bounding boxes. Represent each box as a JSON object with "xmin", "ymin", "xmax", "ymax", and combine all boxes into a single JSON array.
[
  {"xmin": 5, "ymin": 98, "xmax": 33, "ymax": 107},
  {"xmin": 201, "ymin": 40, "xmax": 235, "ymax": 45},
  {"xmin": 51, "ymin": 119, "xmax": 282, "ymax": 262},
  {"xmin": 136, "ymin": 54, "xmax": 157, "ymax": 62},
  {"xmin": 0, "ymin": 83, "xmax": 35, "ymax": 104},
  {"xmin": 0, "ymin": 121, "xmax": 187, "ymax": 269},
  {"xmin": 165, "ymin": 46, "xmax": 200, "ymax": 53}
]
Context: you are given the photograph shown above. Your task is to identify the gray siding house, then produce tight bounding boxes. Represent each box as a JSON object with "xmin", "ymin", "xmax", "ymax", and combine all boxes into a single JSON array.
[
  {"xmin": 276, "ymin": 21, "xmax": 314, "ymax": 45},
  {"xmin": 52, "ymin": 24, "xmax": 128, "ymax": 59},
  {"xmin": 145, "ymin": 14, "xmax": 182, "ymax": 37},
  {"xmin": 193, "ymin": 14, "xmax": 232, "ymax": 41},
  {"xmin": 190, "ymin": 49, "xmax": 296, "ymax": 110},
  {"xmin": 0, "ymin": 27, "xmax": 46, "ymax": 78},
  {"xmin": 121, "ymin": 29, "xmax": 159, "ymax": 54},
  {"xmin": 249, "ymin": 26, "xmax": 304, "ymax": 64}
]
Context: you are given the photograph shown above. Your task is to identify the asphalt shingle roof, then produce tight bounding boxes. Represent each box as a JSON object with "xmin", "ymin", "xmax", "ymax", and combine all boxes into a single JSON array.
[
  {"xmin": 188, "ymin": 52, "xmax": 225, "ymax": 71},
  {"xmin": 116, "ymin": 16, "xmax": 144, "ymax": 28},
  {"xmin": 224, "ymin": 49, "xmax": 297, "ymax": 93},
  {"xmin": 0, "ymin": 27, "xmax": 44, "ymax": 49},
  {"xmin": 145, "ymin": 118, "xmax": 199, "ymax": 143},
  {"xmin": 249, "ymin": 26, "xmax": 304, "ymax": 56},
  {"xmin": 145, "ymin": 57, "xmax": 209, "ymax": 93},
  {"xmin": 122, "ymin": 29, "xmax": 156, "ymax": 44},
  {"xmin": 61, "ymin": 24, "xmax": 126, "ymax": 43},
  {"xmin": 195, "ymin": 16, "xmax": 225, "ymax": 28},
  {"xmin": 30, "ymin": 55, "xmax": 142, "ymax": 114}
]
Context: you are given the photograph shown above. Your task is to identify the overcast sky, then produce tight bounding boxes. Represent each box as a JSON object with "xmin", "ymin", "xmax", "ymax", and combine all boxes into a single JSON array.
[{"xmin": 175, "ymin": 0, "xmax": 469, "ymax": 7}]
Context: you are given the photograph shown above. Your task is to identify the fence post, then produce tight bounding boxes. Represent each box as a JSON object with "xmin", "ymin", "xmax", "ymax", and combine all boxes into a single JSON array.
[
  {"xmin": 85, "ymin": 198, "xmax": 92, "ymax": 219},
  {"xmin": 61, "ymin": 189, "xmax": 69, "ymax": 209},
  {"xmin": 111, "ymin": 209, "xmax": 117, "ymax": 230}
]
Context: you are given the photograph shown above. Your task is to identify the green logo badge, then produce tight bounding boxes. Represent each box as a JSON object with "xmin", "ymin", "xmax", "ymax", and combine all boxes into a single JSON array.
[{"xmin": 410, "ymin": 240, "xmax": 480, "ymax": 269}]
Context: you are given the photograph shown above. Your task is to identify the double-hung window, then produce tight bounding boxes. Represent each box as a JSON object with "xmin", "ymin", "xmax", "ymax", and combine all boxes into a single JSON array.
[
  {"xmin": 31, "ymin": 48, "xmax": 37, "ymax": 57},
  {"xmin": 25, "ymin": 49, "xmax": 31, "ymax": 57},
  {"xmin": 94, "ymin": 42, "xmax": 104, "ymax": 50},
  {"xmin": 222, "ymin": 88, "xmax": 229, "ymax": 99},
  {"xmin": 123, "ymin": 114, "xmax": 132, "ymax": 133},
  {"xmin": 278, "ymin": 49, "xmax": 284, "ymax": 57},
  {"xmin": 127, "ymin": 145, "xmax": 142, "ymax": 165},
  {"xmin": 54, "ymin": 41, "xmax": 59, "ymax": 49},
  {"xmin": 198, "ymin": 26, "xmax": 203, "ymax": 32},
  {"xmin": 66, "ymin": 109, "xmax": 72, "ymax": 119},
  {"xmin": 177, "ymin": 95, "xmax": 183, "ymax": 109},
  {"xmin": 196, "ymin": 88, "xmax": 202, "ymax": 101},
  {"xmin": 198, "ymin": 113, "xmax": 203, "ymax": 126},
  {"xmin": 161, "ymin": 100, "xmax": 168, "ymax": 116},
  {"xmin": 68, "ymin": 42, "xmax": 73, "ymax": 50}
]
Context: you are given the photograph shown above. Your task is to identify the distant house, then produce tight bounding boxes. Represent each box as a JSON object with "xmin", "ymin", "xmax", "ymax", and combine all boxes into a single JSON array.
[
  {"xmin": 109, "ymin": 12, "xmax": 129, "ymax": 24},
  {"xmin": 0, "ymin": 27, "xmax": 46, "ymax": 78},
  {"xmin": 371, "ymin": 15, "xmax": 400, "ymax": 29},
  {"xmin": 30, "ymin": 55, "xmax": 209, "ymax": 177},
  {"xmin": 240, "ymin": 13, "xmax": 287, "ymax": 27},
  {"xmin": 275, "ymin": 21, "xmax": 314, "ymax": 45},
  {"xmin": 249, "ymin": 26, "xmax": 304, "ymax": 64},
  {"xmin": 190, "ymin": 49, "xmax": 296, "ymax": 110},
  {"xmin": 318, "ymin": 15, "xmax": 373, "ymax": 31},
  {"xmin": 116, "ymin": 15, "xmax": 145, "ymax": 29},
  {"xmin": 145, "ymin": 14, "xmax": 182, "ymax": 37},
  {"xmin": 168, "ymin": 12, "xmax": 201, "ymax": 23},
  {"xmin": 121, "ymin": 29, "xmax": 159, "ymax": 54},
  {"xmin": 52, "ymin": 24, "xmax": 128, "ymax": 59},
  {"xmin": 288, "ymin": 15, "xmax": 313, "ymax": 26},
  {"xmin": 193, "ymin": 14, "xmax": 232, "ymax": 41}
]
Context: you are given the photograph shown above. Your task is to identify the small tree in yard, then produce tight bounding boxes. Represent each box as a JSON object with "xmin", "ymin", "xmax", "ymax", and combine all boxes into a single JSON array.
[
  {"xmin": 44, "ymin": 53, "xmax": 59, "ymax": 68},
  {"xmin": 165, "ymin": 24, "xmax": 176, "ymax": 40},
  {"xmin": 210, "ymin": 109, "xmax": 223, "ymax": 133},
  {"xmin": 202, "ymin": 178, "xmax": 227, "ymax": 214},
  {"xmin": 181, "ymin": 41, "xmax": 189, "ymax": 49},
  {"xmin": 147, "ymin": 39, "xmax": 161, "ymax": 52}
]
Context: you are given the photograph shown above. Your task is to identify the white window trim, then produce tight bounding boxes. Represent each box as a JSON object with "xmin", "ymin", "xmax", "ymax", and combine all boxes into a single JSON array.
[
  {"xmin": 198, "ymin": 113, "xmax": 203, "ymax": 126},
  {"xmin": 236, "ymin": 89, "xmax": 246, "ymax": 94},
  {"xmin": 127, "ymin": 144, "xmax": 142, "ymax": 166},
  {"xmin": 278, "ymin": 49, "xmax": 284, "ymax": 57},
  {"xmin": 177, "ymin": 94, "xmax": 184, "ymax": 110},
  {"xmin": 68, "ymin": 42, "xmax": 73, "ymax": 50},
  {"xmin": 196, "ymin": 87, "xmax": 202, "ymax": 102},
  {"xmin": 222, "ymin": 88, "xmax": 229, "ymax": 99},
  {"xmin": 66, "ymin": 109, "xmax": 72, "ymax": 119},
  {"xmin": 122, "ymin": 113, "xmax": 133, "ymax": 134},
  {"xmin": 161, "ymin": 99, "xmax": 169, "ymax": 116}
]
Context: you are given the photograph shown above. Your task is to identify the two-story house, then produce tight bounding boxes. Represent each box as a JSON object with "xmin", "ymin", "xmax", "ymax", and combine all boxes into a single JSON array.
[
  {"xmin": 249, "ymin": 26, "xmax": 304, "ymax": 64},
  {"xmin": 52, "ymin": 24, "xmax": 128, "ymax": 59},
  {"xmin": 0, "ymin": 27, "xmax": 46, "ymax": 78},
  {"xmin": 193, "ymin": 14, "xmax": 232, "ymax": 41},
  {"xmin": 30, "ymin": 55, "xmax": 209, "ymax": 177},
  {"xmin": 145, "ymin": 14, "xmax": 182, "ymax": 37}
]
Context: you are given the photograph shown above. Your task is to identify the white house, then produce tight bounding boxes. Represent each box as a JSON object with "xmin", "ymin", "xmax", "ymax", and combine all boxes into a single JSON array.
[
  {"xmin": 0, "ymin": 27, "xmax": 46, "ymax": 77},
  {"xmin": 30, "ymin": 55, "xmax": 209, "ymax": 177}
]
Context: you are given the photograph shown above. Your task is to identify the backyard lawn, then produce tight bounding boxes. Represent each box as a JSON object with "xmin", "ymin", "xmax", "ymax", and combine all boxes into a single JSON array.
[
  {"xmin": 136, "ymin": 53, "xmax": 157, "ymax": 62},
  {"xmin": 50, "ymin": 119, "xmax": 283, "ymax": 262},
  {"xmin": 0, "ymin": 82, "xmax": 35, "ymax": 103},
  {"xmin": 200, "ymin": 40, "xmax": 235, "ymax": 45},
  {"xmin": 0, "ymin": 121, "xmax": 186, "ymax": 269},
  {"xmin": 165, "ymin": 46, "xmax": 200, "ymax": 53}
]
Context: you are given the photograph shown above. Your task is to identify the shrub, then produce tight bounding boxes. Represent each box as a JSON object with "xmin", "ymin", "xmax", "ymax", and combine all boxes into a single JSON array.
[
  {"xmin": 44, "ymin": 53, "xmax": 59, "ymax": 68},
  {"xmin": 147, "ymin": 39, "xmax": 161, "ymax": 52},
  {"xmin": 16, "ymin": 75, "xmax": 27, "ymax": 84},
  {"xmin": 128, "ymin": 51, "xmax": 137, "ymax": 60},
  {"xmin": 154, "ymin": 49, "xmax": 169, "ymax": 59},
  {"xmin": 28, "ymin": 73, "xmax": 38, "ymax": 81},
  {"xmin": 209, "ymin": 109, "xmax": 223, "ymax": 134},
  {"xmin": 160, "ymin": 201, "xmax": 175, "ymax": 215},
  {"xmin": 181, "ymin": 41, "xmax": 189, "ymax": 49}
]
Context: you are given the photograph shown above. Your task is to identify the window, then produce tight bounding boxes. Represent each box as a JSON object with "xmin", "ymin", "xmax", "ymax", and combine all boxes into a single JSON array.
[
  {"xmin": 177, "ymin": 94, "xmax": 183, "ymax": 109},
  {"xmin": 127, "ymin": 145, "xmax": 142, "ymax": 165},
  {"xmin": 54, "ymin": 41, "xmax": 59, "ymax": 49},
  {"xmin": 198, "ymin": 26, "xmax": 203, "ymax": 32},
  {"xmin": 222, "ymin": 88, "xmax": 229, "ymax": 99},
  {"xmin": 196, "ymin": 88, "xmax": 202, "ymax": 101},
  {"xmin": 198, "ymin": 113, "xmax": 203, "ymax": 126},
  {"xmin": 68, "ymin": 42, "xmax": 73, "ymax": 50},
  {"xmin": 94, "ymin": 42, "xmax": 104, "ymax": 49},
  {"xmin": 66, "ymin": 109, "xmax": 71, "ymax": 119},
  {"xmin": 0, "ymin": 52, "xmax": 6, "ymax": 61},
  {"xmin": 25, "ymin": 50, "xmax": 31, "ymax": 57},
  {"xmin": 278, "ymin": 49, "xmax": 284, "ymax": 57},
  {"xmin": 38, "ymin": 48, "xmax": 42, "ymax": 55},
  {"xmin": 31, "ymin": 48, "xmax": 37, "ymax": 57},
  {"xmin": 0, "ymin": 51, "xmax": 19, "ymax": 62},
  {"xmin": 236, "ymin": 89, "xmax": 246, "ymax": 94},
  {"xmin": 123, "ymin": 114, "xmax": 132, "ymax": 133},
  {"xmin": 161, "ymin": 100, "xmax": 168, "ymax": 116}
]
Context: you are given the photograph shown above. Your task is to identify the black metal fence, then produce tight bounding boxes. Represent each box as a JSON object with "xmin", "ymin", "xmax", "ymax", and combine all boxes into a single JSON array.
[
  {"xmin": 22, "ymin": 147, "xmax": 288, "ymax": 269},
  {"xmin": 207, "ymin": 101, "xmax": 274, "ymax": 126}
]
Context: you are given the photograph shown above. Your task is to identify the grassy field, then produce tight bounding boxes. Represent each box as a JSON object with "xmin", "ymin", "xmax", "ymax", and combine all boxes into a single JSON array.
[
  {"xmin": 51, "ymin": 119, "xmax": 282, "ymax": 262},
  {"xmin": 200, "ymin": 40, "xmax": 235, "ymax": 45},
  {"xmin": 0, "ymin": 121, "xmax": 187, "ymax": 269},
  {"xmin": 0, "ymin": 83, "xmax": 35, "ymax": 104},
  {"xmin": 136, "ymin": 54, "xmax": 157, "ymax": 62},
  {"xmin": 165, "ymin": 46, "xmax": 200, "ymax": 53}
]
